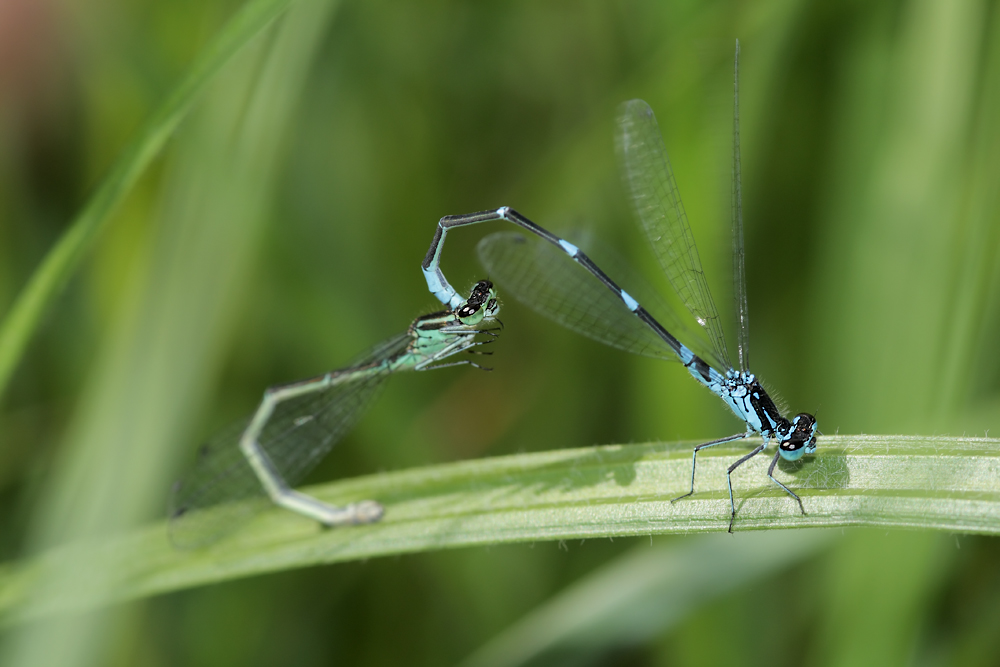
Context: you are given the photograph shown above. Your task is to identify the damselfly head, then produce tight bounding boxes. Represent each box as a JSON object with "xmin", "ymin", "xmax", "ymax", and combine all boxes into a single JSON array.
[
  {"xmin": 778, "ymin": 413, "xmax": 818, "ymax": 461},
  {"xmin": 456, "ymin": 280, "xmax": 499, "ymax": 325}
]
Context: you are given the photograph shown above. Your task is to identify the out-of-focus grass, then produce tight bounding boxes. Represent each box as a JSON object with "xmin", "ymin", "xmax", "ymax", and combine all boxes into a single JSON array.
[
  {"xmin": 458, "ymin": 529, "xmax": 836, "ymax": 667},
  {"xmin": 0, "ymin": 0, "xmax": 293, "ymax": 402},
  {"xmin": 0, "ymin": 434, "xmax": 998, "ymax": 626},
  {"xmin": 0, "ymin": 0, "xmax": 338, "ymax": 665}
]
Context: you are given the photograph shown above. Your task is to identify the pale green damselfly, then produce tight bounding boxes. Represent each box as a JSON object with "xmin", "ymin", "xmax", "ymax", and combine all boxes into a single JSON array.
[{"xmin": 169, "ymin": 280, "xmax": 500, "ymax": 548}]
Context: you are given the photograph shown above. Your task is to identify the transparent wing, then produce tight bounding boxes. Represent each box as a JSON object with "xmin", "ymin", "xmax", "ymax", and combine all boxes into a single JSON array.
[
  {"xmin": 167, "ymin": 418, "xmax": 268, "ymax": 548},
  {"xmin": 567, "ymin": 231, "xmax": 730, "ymax": 371},
  {"xmin": 617, "ymin": 99, "xmax": 733, "ymax": 370},
  {"xmin": 731, "ymin": 42, "xmax": 750, "ymax": 372},
  {"xmin": 478, "ymin": 232, "xmax": 677, "ymax": 361},
  {"xmin": 168, "ymin": 335, "xmax": 410, "ymax": 548}
]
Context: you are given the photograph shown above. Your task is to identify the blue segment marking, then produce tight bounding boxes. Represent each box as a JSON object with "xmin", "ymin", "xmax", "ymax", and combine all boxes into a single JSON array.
[
  {"xmin": 558, "ymin": 239, "xmax": 580, "ymax": 257},
  {"xmin": 620, "ymin": 290, "xmax": 639, "ymax": 312}
]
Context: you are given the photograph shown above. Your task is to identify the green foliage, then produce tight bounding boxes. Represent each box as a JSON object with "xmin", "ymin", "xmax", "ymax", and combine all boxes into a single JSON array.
[
  {"xmin": 0, "ymin": 0, "xmax": 293, "ymax": 401},
  {"xmin": 0, "ymin": 434, "xmax": 998, "ymax": 629}
]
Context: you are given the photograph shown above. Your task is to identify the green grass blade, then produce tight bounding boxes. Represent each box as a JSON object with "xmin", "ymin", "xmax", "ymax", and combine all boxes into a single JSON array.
[
  {"xmin": 459, "ymin": 530, "xmax": 835, "ymax": 667},
  {"xmin": 0, "ymin": 434, "xmax": 996, "ymax": 624},
  {"xmin": 0, "ymin": 0, "xmax": 292, "ymax": 402}
]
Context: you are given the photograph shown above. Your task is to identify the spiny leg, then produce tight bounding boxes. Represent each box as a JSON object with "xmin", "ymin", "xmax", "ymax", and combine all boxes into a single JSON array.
[
  {"xmin": 767, "ymin": 450, "xmax": 806, "ymax": 515},
  {"xmin": 671, "ymin": 432, "xmax": 748, "ymax": 503},
  {"xmin": 239, "ymin": 379, "xmax": 384, "ymax": 528},
  {"xmin": 726, "ymin": 443, "xmax": 766, "ymax": 533},
  {"xmin": 458, "ymin": 340, "xmax": 496, "ymax": 370},
  {"xmin": 439, "ymin": 325, "xmax": 500, "ymax": 337},
  {"xmin": 413, "ymin": 331, "xmax": 494, "ymax": 372},
  {"xmin": 420, "ymin": 358, "xmax": 493, "ymax": 371}
]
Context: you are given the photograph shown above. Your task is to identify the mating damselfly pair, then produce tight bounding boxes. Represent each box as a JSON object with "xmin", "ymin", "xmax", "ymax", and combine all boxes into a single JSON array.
[{"xmin": 170, "ymin": 44, "xmax": 817, "ymax": 545}]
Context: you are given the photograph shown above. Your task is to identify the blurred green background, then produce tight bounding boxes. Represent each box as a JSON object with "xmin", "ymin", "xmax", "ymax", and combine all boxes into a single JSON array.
[{"xmin": 1, "ymin": 0, "xmax": 999, "ymax": 664}]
